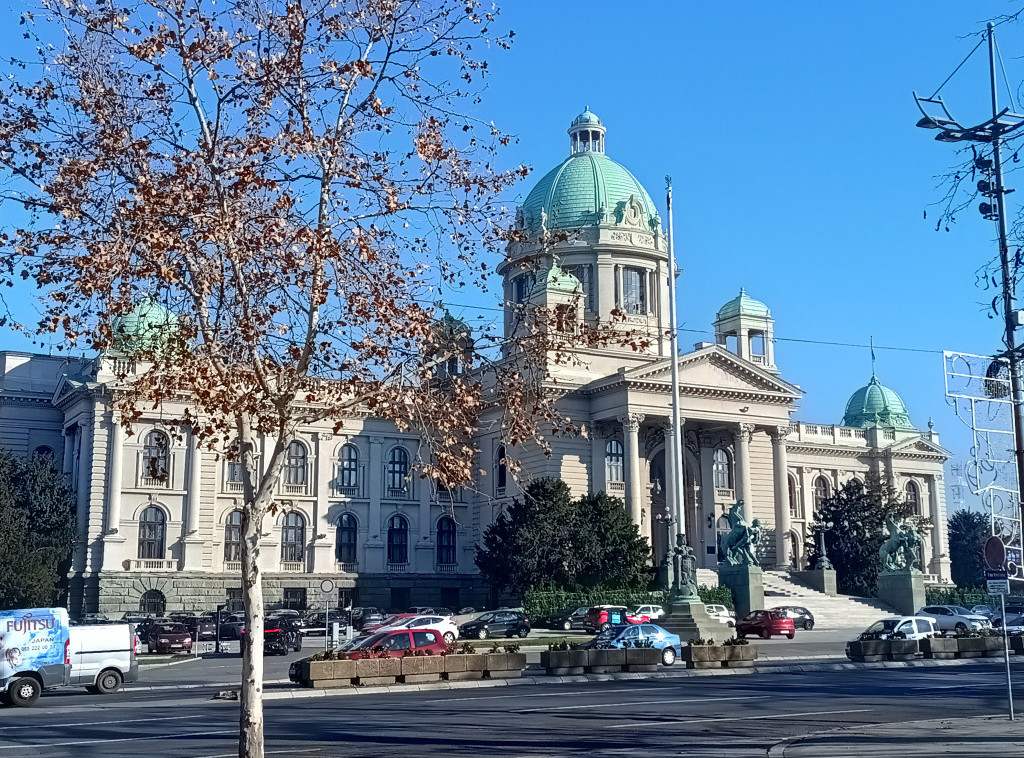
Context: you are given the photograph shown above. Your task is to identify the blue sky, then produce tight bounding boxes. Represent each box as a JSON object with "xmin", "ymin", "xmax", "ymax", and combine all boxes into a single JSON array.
[{"xmin": 3, "ymin": 1, "xmax": 1024, "ymax": 498}]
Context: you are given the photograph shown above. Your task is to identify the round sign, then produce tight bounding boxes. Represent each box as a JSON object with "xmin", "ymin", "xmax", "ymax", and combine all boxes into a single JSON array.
[
  {"xmin": 319, "ymin": 579, "xmax": 335, "ymax": 594},
  {"xmin": 984, "ymin": 535, "xmax": 1007, "ymax": 571}
]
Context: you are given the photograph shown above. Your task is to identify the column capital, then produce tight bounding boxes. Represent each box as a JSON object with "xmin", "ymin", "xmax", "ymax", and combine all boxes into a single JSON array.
[
  {"xmin": 769, "ymin": 425, "xmax": 792, "ymax": 443},
  {"xmin": 617, "ymin": 412, "xmax": 645, "ymax": 432},
  {"xmin": 736, "ymin": 422, "xmax": 756, "ymax": 441},
  {"xmin": 369, "ymin": 436, "xmax": 386, "ymax": 446}
]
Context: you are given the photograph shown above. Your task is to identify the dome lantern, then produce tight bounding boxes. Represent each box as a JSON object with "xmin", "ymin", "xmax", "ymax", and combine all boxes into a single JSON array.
[
  {"xmin": 568, "ymin": 106, "xmax": 606, "ymax": 155},
  {"xmin": 714, "ymin": 288, "xmax": 776, "ymax": 372}
]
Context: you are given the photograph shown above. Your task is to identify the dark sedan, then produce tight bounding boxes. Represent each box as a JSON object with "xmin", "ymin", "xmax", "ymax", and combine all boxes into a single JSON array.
[
  {"xmin": 146, "ymin": 622, "xmax": 194, "ymax": 654},
  {"xmin": 771, "ymin": 605, "xmax": 815, "ymax": 631},
  {"xmin": 459, "ymin": 610, "xmax": 530, "ymax": 639}
]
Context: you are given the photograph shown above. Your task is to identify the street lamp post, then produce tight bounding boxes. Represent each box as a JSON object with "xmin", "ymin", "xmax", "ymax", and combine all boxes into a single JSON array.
[{"xmin": 915, "ymin": 22, "xmax": 1024, "ymax": 531}]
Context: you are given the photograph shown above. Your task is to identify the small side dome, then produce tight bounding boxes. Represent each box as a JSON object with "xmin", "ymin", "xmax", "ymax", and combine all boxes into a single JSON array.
[
  {"xmin": 541, "ymin": 262, "xmax": 582, "ymax": 295},
  {"xmin": 111, "ymin": 299, "xmax": 179, "ymax": 354},
  {"xmin": 842, "ymin": 375, "xmax": 915, "ymax": 430},
  {"xmin": 571, "ymin": 106, "xmax": 602, "ymax": 127},
  {"xmin": 716, "ymin": 288, "xmax": 771, "ymax": 321}
]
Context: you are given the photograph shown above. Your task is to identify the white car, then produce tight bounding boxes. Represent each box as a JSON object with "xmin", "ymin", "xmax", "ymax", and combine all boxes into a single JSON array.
[
  {"xmin": 705, "ymin": 604, "xmax": 736, "ymax": 627},
  {"xmin": 376, "ymin": 614, "xmax": 459, "ymax": 644},
  {"xmin": 631, "ymin": 604, "xmax": 665, "ymax": 621},
  {"xmin": 918, "ymin": 605, "xmax": 992, "ymax": 633},
  {"xmin": 858, "ymin": 616, "xmax": 939, "ymax": 641}
]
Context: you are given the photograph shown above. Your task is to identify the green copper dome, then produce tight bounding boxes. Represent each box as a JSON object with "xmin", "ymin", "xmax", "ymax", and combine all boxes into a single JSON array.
[
  {"xmin": 518, "ymin": 110, "xmax": 659, "ymax": 234},
  {"xmin": 541, "ymin": 262, "xmax": 582, "ymax": 294},
  {"xmin": 841, "ymin": 375, "xmax": 915, "ymax": 430},
  {"xmin": 111, "ymin": 299, "xmax": 179, "ymax": 353},
  {"xmin": 717, "ymin": 288, "xmax": 771, "ymax": 320}
]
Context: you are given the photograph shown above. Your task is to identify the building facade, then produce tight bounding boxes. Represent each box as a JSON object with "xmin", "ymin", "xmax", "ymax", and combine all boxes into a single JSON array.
[{"xmin": 0, "ymin": 109, "xmax": 951, "ymax": 616}]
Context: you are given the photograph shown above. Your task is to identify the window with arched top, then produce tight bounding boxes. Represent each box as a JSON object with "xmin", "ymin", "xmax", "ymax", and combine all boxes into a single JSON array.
[
  {"xmin": 336, "ymin": 513, "xmax": 358, "ymax": 564},
  {"xmin": 284, "ymin": 441, "xmax": 307, "ymax": 486},
  {"xmin": 339, "ymin": 445, "xmax": 359, "ymax": 490},
  {"xmin": 33, "ymin": 445, "xmax": 54, "ymax": 459},
  {"xmin": 386, "ymin": 447, "xmax": 410, "ymax": 494},
  {"xmin": 387, "ymin": 515, "xmax": 409, "ymax": 564},
  {"xmin": 281, "ymin": 512, "xmax": 306, "ymax": 563},
  {"xmin": 712, "ymin": 449, "xmax": 732, "ymax": 490},
  {"xmin": 139, "ymin": 589, "xmax": 166, "ymax": 616},
  {"xmin": 436, "ymin": 517, "xmax": 457, "ymax": 566},
  {"xmin": 138, "ymin": 506, "xmax": 166, "ymax": 559},
  {"xmin": 813, "ymin": 476, "xmax": 831, "ymax": 510},
  {"xmin": 848, "ymin": 477, "xmax": 863, "ymax": 491},
  {"xmin": 142, "ymin": 431, "xmax": 170, "ymax": 482},
  {"xmin": 788, "ymin": 475, "xmax": 798, "ymax": 518},
  {"xmin": 605, "ymin": 440, "xmax": 624, "ymax": 483},
  {"xmin": 224, "ymin": 510, "xmax": 242, "ymax": 562},
  {"xmin": 904, "ymin": 480, "xmax": 920, "ymax": 512},
  {"xmin": 496, "ymin": 445, "xmax": 507, "ymax": 492}
]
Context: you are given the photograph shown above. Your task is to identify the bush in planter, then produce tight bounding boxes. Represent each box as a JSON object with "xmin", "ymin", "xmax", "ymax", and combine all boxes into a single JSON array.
[
  {"xmin": 722, "ymin": 636, "xmax": 756, "ymax": 667},
  {"xmin": 682, "ymin": 638, "xmax": 726, "ymax": 669},
  {"xmin": 955, "ymin": 629, "xmax": 1003, "ymax": 658},
  {"xmin": 920, "ymin": 635, "xmax": 959, "ymax": 659}
]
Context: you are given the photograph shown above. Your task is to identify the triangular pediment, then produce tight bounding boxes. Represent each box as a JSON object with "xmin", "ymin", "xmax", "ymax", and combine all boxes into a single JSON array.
[{"xmin": 888, "ymin": 435, "xmax": 951, "ymax": 458}]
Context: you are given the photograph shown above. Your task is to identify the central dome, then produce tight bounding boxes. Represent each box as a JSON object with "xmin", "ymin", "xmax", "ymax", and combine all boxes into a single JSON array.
[{"xmin": 518, "ymin": 109, "xmax": 659, "ymax": 234}]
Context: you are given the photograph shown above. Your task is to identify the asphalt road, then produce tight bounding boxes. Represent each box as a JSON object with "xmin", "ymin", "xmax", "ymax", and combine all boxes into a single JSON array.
[{"xmin": 3, "ymin": 656, "xmax": 1023, "ymax": 757}]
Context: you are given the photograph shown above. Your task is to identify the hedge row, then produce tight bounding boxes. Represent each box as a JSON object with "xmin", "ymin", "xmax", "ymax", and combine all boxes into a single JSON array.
[
  {"xmin": 924, "ymin": 586, "xmax": 1004, "ymax": 607},
  {"xmin": 524, "ymin": 585, "xmax": 734, "ymax": 621}
]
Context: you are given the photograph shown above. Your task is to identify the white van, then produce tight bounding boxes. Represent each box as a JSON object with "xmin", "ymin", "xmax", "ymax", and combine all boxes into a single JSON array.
[{"xmin": 68, "ymin": 624, "xmax": 139, "ymax": 694}]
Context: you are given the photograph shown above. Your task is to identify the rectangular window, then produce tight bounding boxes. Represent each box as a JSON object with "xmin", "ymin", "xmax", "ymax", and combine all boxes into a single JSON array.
[
  {"xmin": 562, "ymin": 264, "xmax": 595, "ymax": 311},
  {"xmin": 283, "ymin": 588, "xmax": 307, "ymax": 611},
  {"xmin": 622, "ymin": 267, "xmax": 646, "ymax": 314},
  {"xmin": 227, "ymin": 588, "xmax": 243, "ymax": 613},
  {"xmin": 513, "ymin": 273, "xmax": 536, "ymax": 303}
]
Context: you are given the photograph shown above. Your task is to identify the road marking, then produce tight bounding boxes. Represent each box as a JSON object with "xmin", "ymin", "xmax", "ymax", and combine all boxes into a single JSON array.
[
  {"xmin": 0, "ymin": 729, "xmax": 236, "ymax": 751},
  {"xmin": 605, "ymin": 708, "xmax": 874, "ymax": 729},
  {"xmin": 197, "ymin": 750, "xmax": 323, "ymax": 758},
  {"xmin": 422, "ymin": 686, "xmax": 668, "ymax": 703},
  {"xmin": 0, "ymin": 715, "xmax": 201, "ymax": 732},
  {"xmin": 514, "ymin": 695, "xmax": 766, "ymax": 714}
]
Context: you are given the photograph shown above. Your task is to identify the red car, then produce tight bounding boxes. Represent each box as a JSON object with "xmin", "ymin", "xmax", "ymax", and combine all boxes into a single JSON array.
[
  {"xmin": 343, "ymin": 628, "xmax": 448, "ymax": 659},
  {"xmin": 145, "ymin": 622, "xmax": 194, "ymax": 654},
  {"xmin": 735, "ymin": 610, "xmax": 796, "ymax": 640},
  {"xmin": 583, "ymin": 606, "xmax": 650, "ymax": 633}
]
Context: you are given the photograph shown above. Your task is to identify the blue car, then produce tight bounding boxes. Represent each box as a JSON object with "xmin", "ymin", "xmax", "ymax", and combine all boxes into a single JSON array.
[{"xmin": 586, "ymin": 623, "xmax": 682, "ymax": 666}]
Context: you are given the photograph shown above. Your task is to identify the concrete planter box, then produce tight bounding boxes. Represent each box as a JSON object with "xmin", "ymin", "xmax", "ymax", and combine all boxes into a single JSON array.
[
  {"xmin": 541, "ymin": 649, "xmax": 588, "ymax": 675},
  {"xmin": 399, "ymin": 655, "xmax": 444, "ymax": 683},
  {"xmin": 623, "ymin": 647, "xmax": 661, "ymax": 672},
  {"xmin": 305, "ymin": 660, "xmax": 333, "ymax": 680},
  {"xmin": 485, "ymin": 653, "xmax": 526, "ymax": 678},
  {"xmin": 683, "ymin": 645, "xmax": 726, "ymax": 670},
  {"xmin": 442, "ymin": 653, "xmax": 484, "ymax": 680},
  {"xmin": 295, "ymin": 658, "xmax": 355, "ymax": 688},
  {"xmin": 888, "ymin": 639, "xmax": 920, "ymax": 661},
  {"xmin": 957, "ymin": 637, "xmax": 1002, "ymax": 658},
  {"xmin": 846, "ymin": 639, "xmax": 889, "ymax": 662},
  {"xmin": 723, "ymin": 645, "xmax": 757, "ymax": 668},
  {"xmin": 1010, "ymin": 635, "xmax": 1024, "ymax": 655},
  {"xmin": 586, "ymin": 648, "xmax": 626, "ymax": 673},
  {"xmin": 354, "ymin": 656, "xmax": 400, "ymax": 686},
  {"xmin": 920, "ymin": 637, "xmax": 958, "ymax": 659}
]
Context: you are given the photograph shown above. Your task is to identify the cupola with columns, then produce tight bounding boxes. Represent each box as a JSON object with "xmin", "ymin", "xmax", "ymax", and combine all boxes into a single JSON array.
[{"xmin": 713, "ymin": 288, "xmax": 777, "ymax": 372}]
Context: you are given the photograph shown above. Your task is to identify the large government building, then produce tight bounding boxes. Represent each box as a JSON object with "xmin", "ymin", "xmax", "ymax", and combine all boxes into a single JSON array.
[{"xmin": 0, "ymin": 109, "xmax": 952, "ymax": 617}]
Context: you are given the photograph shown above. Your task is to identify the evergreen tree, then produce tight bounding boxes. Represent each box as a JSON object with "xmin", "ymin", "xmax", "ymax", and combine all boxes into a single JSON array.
[
  {"xmin": 475, "ymin": 478, "xmax": 651, "ymax": 595},
  {"xmin": 0, "ymin": 449, "xmax": 76, "ymax": 610},
  {"xmin": 805, "ymin": 472, "xmax": 920, "ymax": 597},
  {"xmin": 947, "ymin": 509, "xmax": 988, "ymax": 588}
]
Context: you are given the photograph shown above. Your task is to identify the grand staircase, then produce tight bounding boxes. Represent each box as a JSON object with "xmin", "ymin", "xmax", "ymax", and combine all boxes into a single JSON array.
[{"xmin": 697, "ymin": 568, "xmax": 899, "ymax": 630}]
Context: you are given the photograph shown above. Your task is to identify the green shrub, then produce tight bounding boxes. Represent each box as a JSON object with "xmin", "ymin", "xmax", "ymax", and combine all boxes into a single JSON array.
[
  {"xmin": 523, "ymin": 583, "xmax": 733, "ymax": 620},
  {"xmin": 924, "ymin": 586, "xmax": 1002, "ymax": 607}
]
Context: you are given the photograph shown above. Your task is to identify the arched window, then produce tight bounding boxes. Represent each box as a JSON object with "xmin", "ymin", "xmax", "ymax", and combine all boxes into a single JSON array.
[
  {"xmin": 387, "ymin": 515, "xmax": 409, "ymax": 564},
  {"xmin": 138, "ymin": 506, "xmax": 166, "ymax": 559},
  {"xmin": 436, "ymin": 517, "xmax": 457, "ymax": 566},
  {"xmin": 142, "ymin": 431, "xmax": 170, "ymax": 481},
  {"xmin": 336, "ymin": 513, "xmax": 358, "ymax": 564},
  {"xmin": 713, "ymin": 449, "xmax": 732, "ymax": 490},
  {"xmin": 224, "ymin": 510, "xmax": 242, "ymax": 562},
  {"xmin": 386, "ymin": 447, "xmax": 410, "ymax": 494},
  {"xmin": 284, "ymin": 441, "xmax": 307, "ymax": 486},
  {"xmin": 716, "ymin": 515, "xmax": 732, "ymax": 561},
  {"xmin": 339, "ymin": 445, "xmax": 359, "ymax": 489},
  {"xmin": 496, "ymin": 445, "xmax": 507, "ymax": 492},
  {"xmin": 33, "ymin": 445, "xmax": 54, "ymax": 459},
  {"xmin": 848, "ymin": 477, "xmax": 863, "ymax": 491},
  {"xmin": 281, "ymin": 512, "xmax": 306, "ymax": 563},
  {"xmin": 605, "ymin": 440, "xmax": 624, "ymax": 483},
  {"xmin": 788, "ymin": 475, "xmax": 798, "ymax": 518},
  {"xmin": 904, "ymin": 480, "xmax": 920, "ymax": 512},
  {"xmin": 813, "ymin": 476, "xmax": 831, "ymax": 510},
  {"xmin": 139, "ymin": 589, "xmax": 166, "ymax": 616}
]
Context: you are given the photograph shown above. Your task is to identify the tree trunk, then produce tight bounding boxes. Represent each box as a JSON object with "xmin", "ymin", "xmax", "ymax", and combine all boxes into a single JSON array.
[{"xmin": 239, "ymin": 502, "xmax": 265, "ymax": 758}]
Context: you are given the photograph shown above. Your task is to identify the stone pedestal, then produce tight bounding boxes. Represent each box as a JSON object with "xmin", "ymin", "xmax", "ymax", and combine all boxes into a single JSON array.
[
  {"xmin": 790, "ymin": 569, "xmax": 837, "ymax": 597},
  {"xmin": 876, "ymin": 570, "xmax": 925, "ymax": 616},
  {"xmin": 660, "ymin": 599, "xmax": 725, "ymax": 643},
  {"xmin": 718, "ymin": 564, "xmax": 764, "ymax": 620}
]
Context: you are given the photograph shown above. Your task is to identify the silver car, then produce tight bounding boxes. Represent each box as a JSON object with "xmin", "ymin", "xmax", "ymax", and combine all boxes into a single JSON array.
[{"xmin": 918, "ymin": 605, "xmax": 992, "ymax": 633}]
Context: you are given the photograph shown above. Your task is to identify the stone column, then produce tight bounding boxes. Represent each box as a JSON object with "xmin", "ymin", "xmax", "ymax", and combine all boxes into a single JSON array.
[
  {"xmin": 596, "ymin": 257, "xmax": 614, "ymax": 321},
  {"xmin": 62, "ymin": 428, "xmax": 75, "ymax": 479},
  {"xmin": 589, "ymin": 422, "xmax": 607, "ymax": 494},
  {"xmin": 182, "ymin": 434, "xmax": 204, "ymax": 570},
  {"xmin": 928, "ymin": 474, "xmax": 949, "ymax": 578},
  {"xmin": 313, "ymin": 432, "xmax": 336, "ymax": 573},
  {"xmin": 73, "ymin": 418, "xmax": 93, "ymax": 572},
  {"xmin": 619, "ymin": 412, "xmax": 645, "ymax": 528},
  {"xmin": 734, "ymin": 423, "xmax": 755, "ymax": 521},
  {"xmin": 366, "ymin": 437, "xmax": 385, "ymax": 571},
  {"xmin": 697, "ymin": 430, "xmax": 719, "ymax": 568},
  {"xmin": 770, "ymin": 426, "xmax": 792, "ymax": 569},
  {"xmin": 416, "ymin": 464, "xmax": 433, "ymax": 573},
  {"xmin": 105, "ymin": 414, "xmax": 124, "ymax": 534}
]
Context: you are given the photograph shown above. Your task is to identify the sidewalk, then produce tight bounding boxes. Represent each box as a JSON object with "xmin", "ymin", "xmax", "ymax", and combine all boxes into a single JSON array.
[{"xmin": 770, "ymin": 715, "xmax": 1024, "ymax": 756}]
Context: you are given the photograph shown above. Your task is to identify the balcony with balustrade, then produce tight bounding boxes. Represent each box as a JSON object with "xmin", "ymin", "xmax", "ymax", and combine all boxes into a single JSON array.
[
  {"xmin": 386, "ymin": 562, "xmax": 409, "ymax": 573},
  {"xmin": 608, "ymin": 481, "xmax": 625, "ymax": 495},
  {"xmin": 124, "ymin": 558, "xmax": 178, "ymax": 572},
  {"xmin": 336, "ymin": 562, "xmax": 358, "ymax": 574},
  {"xmin": 435, "ymin": 563, "xmax": 458, "ymax": 574},
  {"xmin": 279, "ymin": 561, "xmax": 305, "ymax": 573},
  {"xmin": 332, "ymin": 463, "xmax": 367, "ymax": 499},
  {"xmin": 787, "ymin": 422, "xmax": 869, "ymax": 447}
]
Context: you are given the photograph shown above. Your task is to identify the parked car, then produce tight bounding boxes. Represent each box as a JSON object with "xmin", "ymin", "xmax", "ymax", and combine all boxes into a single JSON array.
[
  {"xmin": 459, "ymin": 610, "xmax": 531, "ymax": 639},
  {"xmin": 68, "ymin": 623, "xmax": 140, "ymax": 694},
  {"xmin": 546, "ymin": 606, "xmax": 589, "ymax": 631},
  {"xmin": 917, "ymin": 605, "xmax": 992, "ymax": 633},
  {"xmin": 1001, "ymin": 614, "xmax": 1024, "ymax": 634},
  {"xmin": 991, "ymin": 603, "xmax": 1024, "ymax": 627},
  {"xmin": 261, "ymin": 620, "xmax": 303, "ymax": 655},
  {"xmin": 582, "ymin": 606, "xmax": 649, "ymax": 633},
  {"xmin": 344, "ymin": 629, "xmax": 448, "ymax": 659},
  {"xmin": 145, "ymin": 622, "xmax": 193, "ymax": 654},
  {"xmin": 735, "ymin": 610, "xmax": 796, "ymax": 640},
  {"xmin": 583, "ymin": 623, "xmax": 682, "ymax": 666},
  {"xmin": 351, "ymin": 607, "xmax": 386, "ymax": 631},
  {"xmin": 630, "ymin": 604, "xmax": 666, "ymax": 621},
  {"xmin": 851, "ymin": 616, "xmax": 939, "ymax": 642},
  {"xmin": 378, "ymin": 614, "xmax": 459, "ymax": 644},
  {"xmin": 120, "ymin": 611, "xmax": 152, "ymax": 625},
  {"xmin": 705, "ymin": 604, "xmax": 736, "ymax": 627},
  {"xmin": 971, "ymin": 604, "xmax": 997, "ymax": 619},
  {"xmin": 74, "ymin": 613, "xmax": 112, "ymax": 626},
  {"xmin": 176, "ymin": 615, "xmax": 216, "ymax": 640},
  {"xmin": 361, "ymin": 613, "xmax": 415, "ymax": 635},
  {"xmin": 221, "ymin": 613, "xmax": 246, "ymax": 640},
  {"xmin": 772, "ymin": 606, "xmax": 815, "ymax": 631}
]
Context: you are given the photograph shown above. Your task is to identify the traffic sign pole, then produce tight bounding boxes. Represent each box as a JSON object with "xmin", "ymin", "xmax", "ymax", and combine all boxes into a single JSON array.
[
  {"xmin": 320, "ymin": 579, "xmax": 336, "ymax": 653},
  {"xmin": 1002, "ymin": 593, "xmax": 1015, "ymax": 721}
]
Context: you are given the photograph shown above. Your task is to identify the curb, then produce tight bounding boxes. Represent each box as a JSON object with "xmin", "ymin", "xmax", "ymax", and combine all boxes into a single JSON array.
[{"xmin": 260, "ymin": 655, "xmax": 1020, "ymax": 701}]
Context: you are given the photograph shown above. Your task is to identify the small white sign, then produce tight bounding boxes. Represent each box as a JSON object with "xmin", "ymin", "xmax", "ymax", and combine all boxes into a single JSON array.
[
  {"xmin": 319, "ymin": 579, "xmax": 335, "ymax": 594},
  {"xmin": 988, "ymin": 578, "xmax": 1011, "ymax": 595}
]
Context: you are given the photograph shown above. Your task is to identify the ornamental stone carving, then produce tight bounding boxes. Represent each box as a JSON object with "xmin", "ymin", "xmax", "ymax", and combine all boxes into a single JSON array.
[
  {"xmin": 736, "ymin": 423, "xmax": 756, "ymax": 442},
  {"xmin": 617, "ymin": 413, "xmax": 645, "ymax": 432}
]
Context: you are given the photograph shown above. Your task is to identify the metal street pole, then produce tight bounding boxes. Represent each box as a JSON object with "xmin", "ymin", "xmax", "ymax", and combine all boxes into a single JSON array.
[
  {"xmin": 985, "ymin": 23, "xmax": 1024, "ymax": 528},
  {"xmin": 1001, "ymin": 592, "xmax": 1015, "ymax": 720}
]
